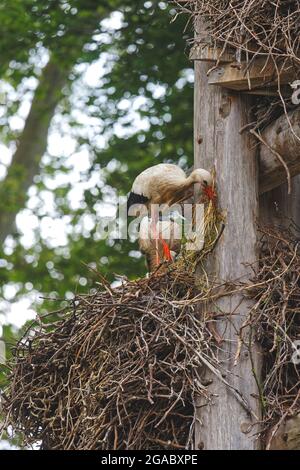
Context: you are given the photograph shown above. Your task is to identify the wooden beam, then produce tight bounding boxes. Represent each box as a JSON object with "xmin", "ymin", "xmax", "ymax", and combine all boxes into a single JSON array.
[
  {"xmin": 259, "ymin": 108, "xmax": 300, "ymax": 194},
  {"xmin": 208, "ymin": 57, "xmax": 294, "ymax": 91},
  {"xmin": 194, "ymin": 61, "xmax": 261, "ymax": 448},
  {"xmin": 189, "ymin": 44, "xmax": 234, "ymax": 64}
]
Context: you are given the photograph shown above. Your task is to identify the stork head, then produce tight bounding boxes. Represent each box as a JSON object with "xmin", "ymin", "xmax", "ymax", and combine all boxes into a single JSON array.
[
  {"xmin": 189, "ymin": 168, "xmax": 212, "ymax": 186},
  {"xmin": 189, "ymin": 169, "xmax": 215, "ymax": 200}
]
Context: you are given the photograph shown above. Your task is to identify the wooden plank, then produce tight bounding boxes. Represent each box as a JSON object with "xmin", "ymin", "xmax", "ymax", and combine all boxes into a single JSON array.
[
  {"xmin": 194, "ymin": 60, "xmax": 261, "ymax": 449},
  {"xmin": 189, "ymin": 44, "xmax": 234, "ymax": 64},
  {"xmin": 259, "ymin": 108, "xmax": 300, "ymax": 194},
  {"xmin": 208, "ymin": 57, "xmax": 295, "ymax": 91}
]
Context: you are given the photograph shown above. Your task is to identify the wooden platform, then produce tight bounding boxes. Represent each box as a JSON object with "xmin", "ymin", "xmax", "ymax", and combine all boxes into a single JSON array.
[
  {"xmin": 208, "ymin": 57, "xmax": 294, "ymax": 92},
  {"xmin": 190, "ymin": 45, "xmax": 297, "ymax": 95}
]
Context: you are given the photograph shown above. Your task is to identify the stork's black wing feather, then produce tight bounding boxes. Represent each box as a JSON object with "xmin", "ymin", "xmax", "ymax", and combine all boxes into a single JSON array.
[{"xmin": 127, "ymin": 192, "xmax": 148, "ymax": 215}]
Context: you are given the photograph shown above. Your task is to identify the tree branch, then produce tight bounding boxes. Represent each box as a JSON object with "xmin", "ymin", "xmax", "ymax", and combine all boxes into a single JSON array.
[{"xmin": 0, "ymin": 58, "xmax": 69, "ymax": 244}]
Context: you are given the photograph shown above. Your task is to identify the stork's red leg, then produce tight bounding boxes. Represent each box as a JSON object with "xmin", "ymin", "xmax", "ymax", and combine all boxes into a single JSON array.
[{"xmin": 161, "ymin": 239, "xmax": 172, "ymax": 261}]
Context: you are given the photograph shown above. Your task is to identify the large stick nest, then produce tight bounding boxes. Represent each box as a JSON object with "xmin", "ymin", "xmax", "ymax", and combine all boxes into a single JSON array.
[
  {"xmin": 1, "ymin": 223, "xmax": 300, "ymax": 449},
  {"xmin": 1, "ymin": 269, "xmax": 215, "ymax": 450},
  {"xmin": 176, "ymin": 0, "xmax": 300, "ymax": 67}
]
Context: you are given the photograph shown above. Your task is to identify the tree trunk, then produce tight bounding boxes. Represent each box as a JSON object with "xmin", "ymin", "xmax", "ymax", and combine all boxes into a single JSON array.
[
  {"xmin": 0, "ymin": 59, "xmax": 69, "ymax": 244},
  {"xmin": 0, "ymin": 12, "xmax": 104, "ymax": 245},
  {"xmin": 194, "ymin": 60, "xmax": 261, "ymax": 449}
]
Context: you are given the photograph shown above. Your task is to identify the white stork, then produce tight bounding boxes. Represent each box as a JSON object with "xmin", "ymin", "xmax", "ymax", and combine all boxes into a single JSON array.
[
  {"xmin": 128, "ymin": 163, "xmax": 213, "ymax": 266},
  {"xmin": 127, "ymin": 163, "xmax": 213, "ymax": 214}
]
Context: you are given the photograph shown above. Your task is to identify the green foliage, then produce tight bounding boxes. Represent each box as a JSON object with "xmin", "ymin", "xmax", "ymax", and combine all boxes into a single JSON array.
[{"xmin": 0, "ymin": 0, "xmax": 192, "ymax": 380}]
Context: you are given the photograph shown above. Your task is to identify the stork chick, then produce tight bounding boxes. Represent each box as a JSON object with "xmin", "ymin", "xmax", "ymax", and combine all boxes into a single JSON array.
[{"xmin": 139, "ymin": 215, "xmax": 182, "ymax": 272}]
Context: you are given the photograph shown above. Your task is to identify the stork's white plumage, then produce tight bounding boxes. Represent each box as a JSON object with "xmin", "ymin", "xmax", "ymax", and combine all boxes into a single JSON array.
[{"xmin": 127, "ymin": 163, "xmax": 213, "ymax": 215}]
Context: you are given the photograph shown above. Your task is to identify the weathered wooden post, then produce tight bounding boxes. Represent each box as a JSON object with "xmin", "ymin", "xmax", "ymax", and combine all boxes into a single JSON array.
[
  {"xmin": 192, "ymin": 42, "xmax": 300, "ymax": 453},
  {"xmin": 193, "ymin": 59, "xmax": 261, "ymax": 449}
]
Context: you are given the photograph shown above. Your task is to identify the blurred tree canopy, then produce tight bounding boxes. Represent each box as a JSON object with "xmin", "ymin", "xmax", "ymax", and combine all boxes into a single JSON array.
[{"xmin": 0, "ymin": 0, "xmax": 193, "ymax": 328}]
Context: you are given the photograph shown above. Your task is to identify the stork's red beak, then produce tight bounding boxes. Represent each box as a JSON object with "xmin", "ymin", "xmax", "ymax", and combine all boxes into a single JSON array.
[{"xmin": 203, "ymin": 184, "xmax": 216, "ymax": 201}]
